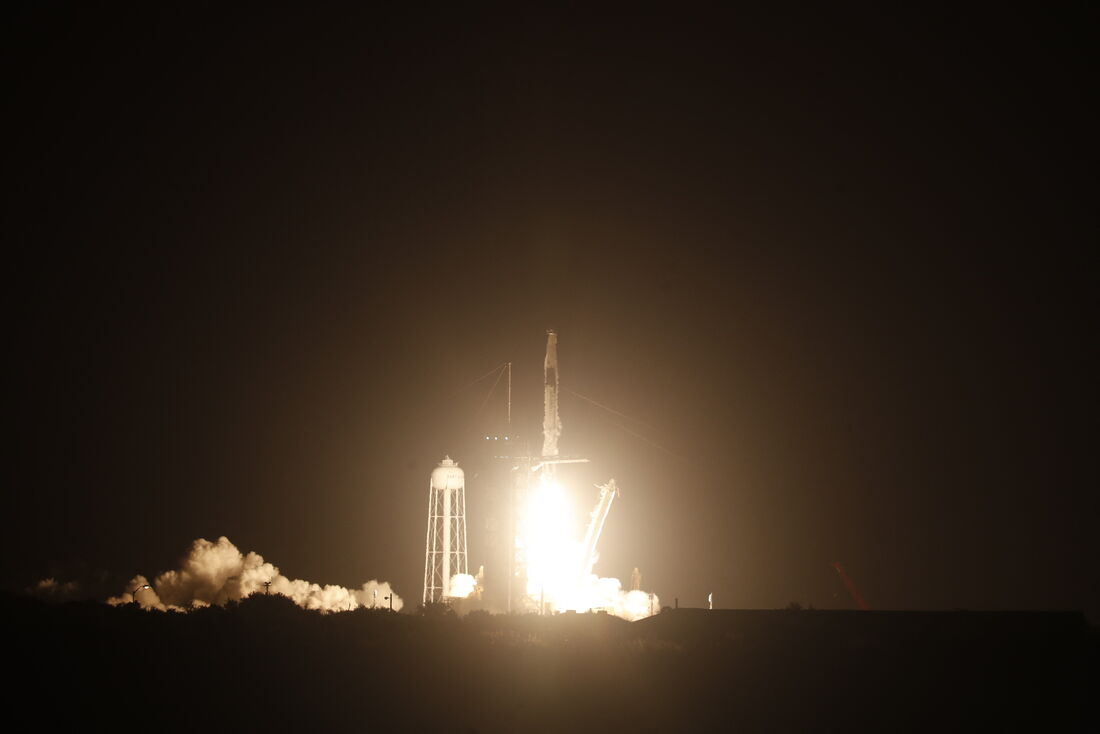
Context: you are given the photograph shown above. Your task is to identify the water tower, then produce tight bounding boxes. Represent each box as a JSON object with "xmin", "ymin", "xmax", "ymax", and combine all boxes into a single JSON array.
[{"xmin": 423, "ymin": 456, "xmax": 468, "ymax": 604}]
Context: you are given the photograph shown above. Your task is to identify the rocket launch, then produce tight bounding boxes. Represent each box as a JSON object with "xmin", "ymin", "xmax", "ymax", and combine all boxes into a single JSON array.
[
  {"xmin": 542, "ymin": 329, "xmax": 562, "ymax": 459},
  {"xmin": 503, "ymin": 330, "xmax": 657, "ymax": 619}
]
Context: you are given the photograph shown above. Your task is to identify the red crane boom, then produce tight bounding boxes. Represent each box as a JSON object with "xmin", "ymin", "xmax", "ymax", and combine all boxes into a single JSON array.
[{"xmin": 832, "ymin": 562, "xmax": 871, "ymax": 610}]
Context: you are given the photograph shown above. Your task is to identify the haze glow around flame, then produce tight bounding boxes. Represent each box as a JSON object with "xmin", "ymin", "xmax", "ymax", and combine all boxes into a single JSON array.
[{"xmin": 519, "ymin": 473, "xmax": 658, "ymax": 620}]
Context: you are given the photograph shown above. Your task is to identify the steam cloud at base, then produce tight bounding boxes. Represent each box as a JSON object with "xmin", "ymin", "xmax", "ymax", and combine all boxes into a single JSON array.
[
  {"xmin": 107, "ymin": 536, "xmax": 403, "ymax": 613},
  {"xmin": 578, "ymin": 576, "xmax": 659, "ymax": 622}
]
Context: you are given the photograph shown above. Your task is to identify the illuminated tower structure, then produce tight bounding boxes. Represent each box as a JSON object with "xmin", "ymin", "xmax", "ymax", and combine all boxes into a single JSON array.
[{"xmin": 423, "ymin": 456, "xmax": 468, "ymax": 604}]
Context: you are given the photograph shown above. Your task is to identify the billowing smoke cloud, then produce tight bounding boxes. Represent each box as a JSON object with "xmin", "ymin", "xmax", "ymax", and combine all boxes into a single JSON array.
[
  {"xmin": 107, "ymin": 536, "xmax": 403, "ymax": 613},
  {"xmin": 581, "ymin": 575, "xmax": 660, "ymax": 622}
]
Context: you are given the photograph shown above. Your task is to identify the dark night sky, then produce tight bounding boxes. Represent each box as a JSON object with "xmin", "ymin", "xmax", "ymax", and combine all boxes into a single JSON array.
[{"xmin": 8, "ymin": 7, "xmax": 1096, "ymax": 616}]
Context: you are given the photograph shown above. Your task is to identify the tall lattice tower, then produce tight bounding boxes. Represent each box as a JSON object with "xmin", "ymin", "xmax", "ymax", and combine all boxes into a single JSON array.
[{"xmin": 423, "ymin": 456, "xmax": 468, "ymax": 604}]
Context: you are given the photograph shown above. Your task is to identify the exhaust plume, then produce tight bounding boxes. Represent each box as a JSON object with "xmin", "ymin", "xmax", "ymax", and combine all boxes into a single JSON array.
[
  {"xmin": 107, "ymin": 536, "xmax": 403, "ymax": 613},
  {"xmin": 447, "ymin": 572, "xmax": 477, "ymax": 599}
]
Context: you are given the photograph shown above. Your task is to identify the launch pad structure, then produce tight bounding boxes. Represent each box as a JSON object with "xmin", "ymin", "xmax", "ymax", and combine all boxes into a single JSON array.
[{"xmin": 422, "ymin": 329, "xmax": 630, "ymax": 614}]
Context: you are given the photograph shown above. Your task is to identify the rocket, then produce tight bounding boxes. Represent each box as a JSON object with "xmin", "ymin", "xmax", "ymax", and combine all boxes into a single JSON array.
[{"xmin": 542, "ymin": 329, "xmax": 562, "ymax": 458}]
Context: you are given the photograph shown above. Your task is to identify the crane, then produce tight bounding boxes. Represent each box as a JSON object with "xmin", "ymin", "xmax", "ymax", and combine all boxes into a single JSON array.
[{"xmin": 832, "ymin": 562, "xmax": 871, "ymax": 610}]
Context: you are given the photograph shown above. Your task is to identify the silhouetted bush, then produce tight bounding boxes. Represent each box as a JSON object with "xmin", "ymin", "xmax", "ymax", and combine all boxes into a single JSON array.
[{"xmin": 416, "ymin": 600, "xmax": 457, "ymax": 617}]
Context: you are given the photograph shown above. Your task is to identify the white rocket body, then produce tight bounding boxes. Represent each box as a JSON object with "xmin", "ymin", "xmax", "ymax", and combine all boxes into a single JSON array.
[{"xmin": 542, "ymin": 330, "xmax": 562, "ymax": 458}]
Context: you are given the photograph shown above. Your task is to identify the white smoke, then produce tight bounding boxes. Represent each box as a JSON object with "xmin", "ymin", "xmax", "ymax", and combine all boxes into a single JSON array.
[
  {"xmin": 446, "ymin": 573, "xmax": 477, "ymax": 599},
  {"xmin": 552, "ymin": 574, "xmax": 659, "ymax": 621},
  {"xmin": 107, "ymin": 536, "xmax": 404, "ymax": 613},
  {"xmin": 593, "ymin": 578, "xmax": 659, "ymax": 622}
]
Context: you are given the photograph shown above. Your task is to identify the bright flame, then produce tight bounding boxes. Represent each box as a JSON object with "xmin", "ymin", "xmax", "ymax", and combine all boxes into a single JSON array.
[
  {"xmin": 447, "ymin": 573, "xmax": 477, "ymax": 599},
  {"xmin": 517, "ymin": 473, "xmax": 658, "ymax": 620},
  {"xmin": 522, "ymin": 475, "xmax": 578, "ymax": 604}
]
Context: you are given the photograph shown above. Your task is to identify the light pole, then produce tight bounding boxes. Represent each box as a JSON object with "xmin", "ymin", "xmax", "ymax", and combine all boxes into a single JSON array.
[
  {"xmin": 130, "ymin": 584, "xmax": 151, "ymax": 604},
  {"xmin": 384, "ymin": 594, "xmax": 393, "ymax": 612},
  {"xmin": 263, "ymin": 580, "xmax": 271, "ymax": 595}
]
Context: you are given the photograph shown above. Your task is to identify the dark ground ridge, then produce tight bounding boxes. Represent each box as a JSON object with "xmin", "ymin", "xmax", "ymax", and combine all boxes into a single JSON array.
[{"xmin": 7, "ymin": 592, "xmax": 1094, "ymax": 732}]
